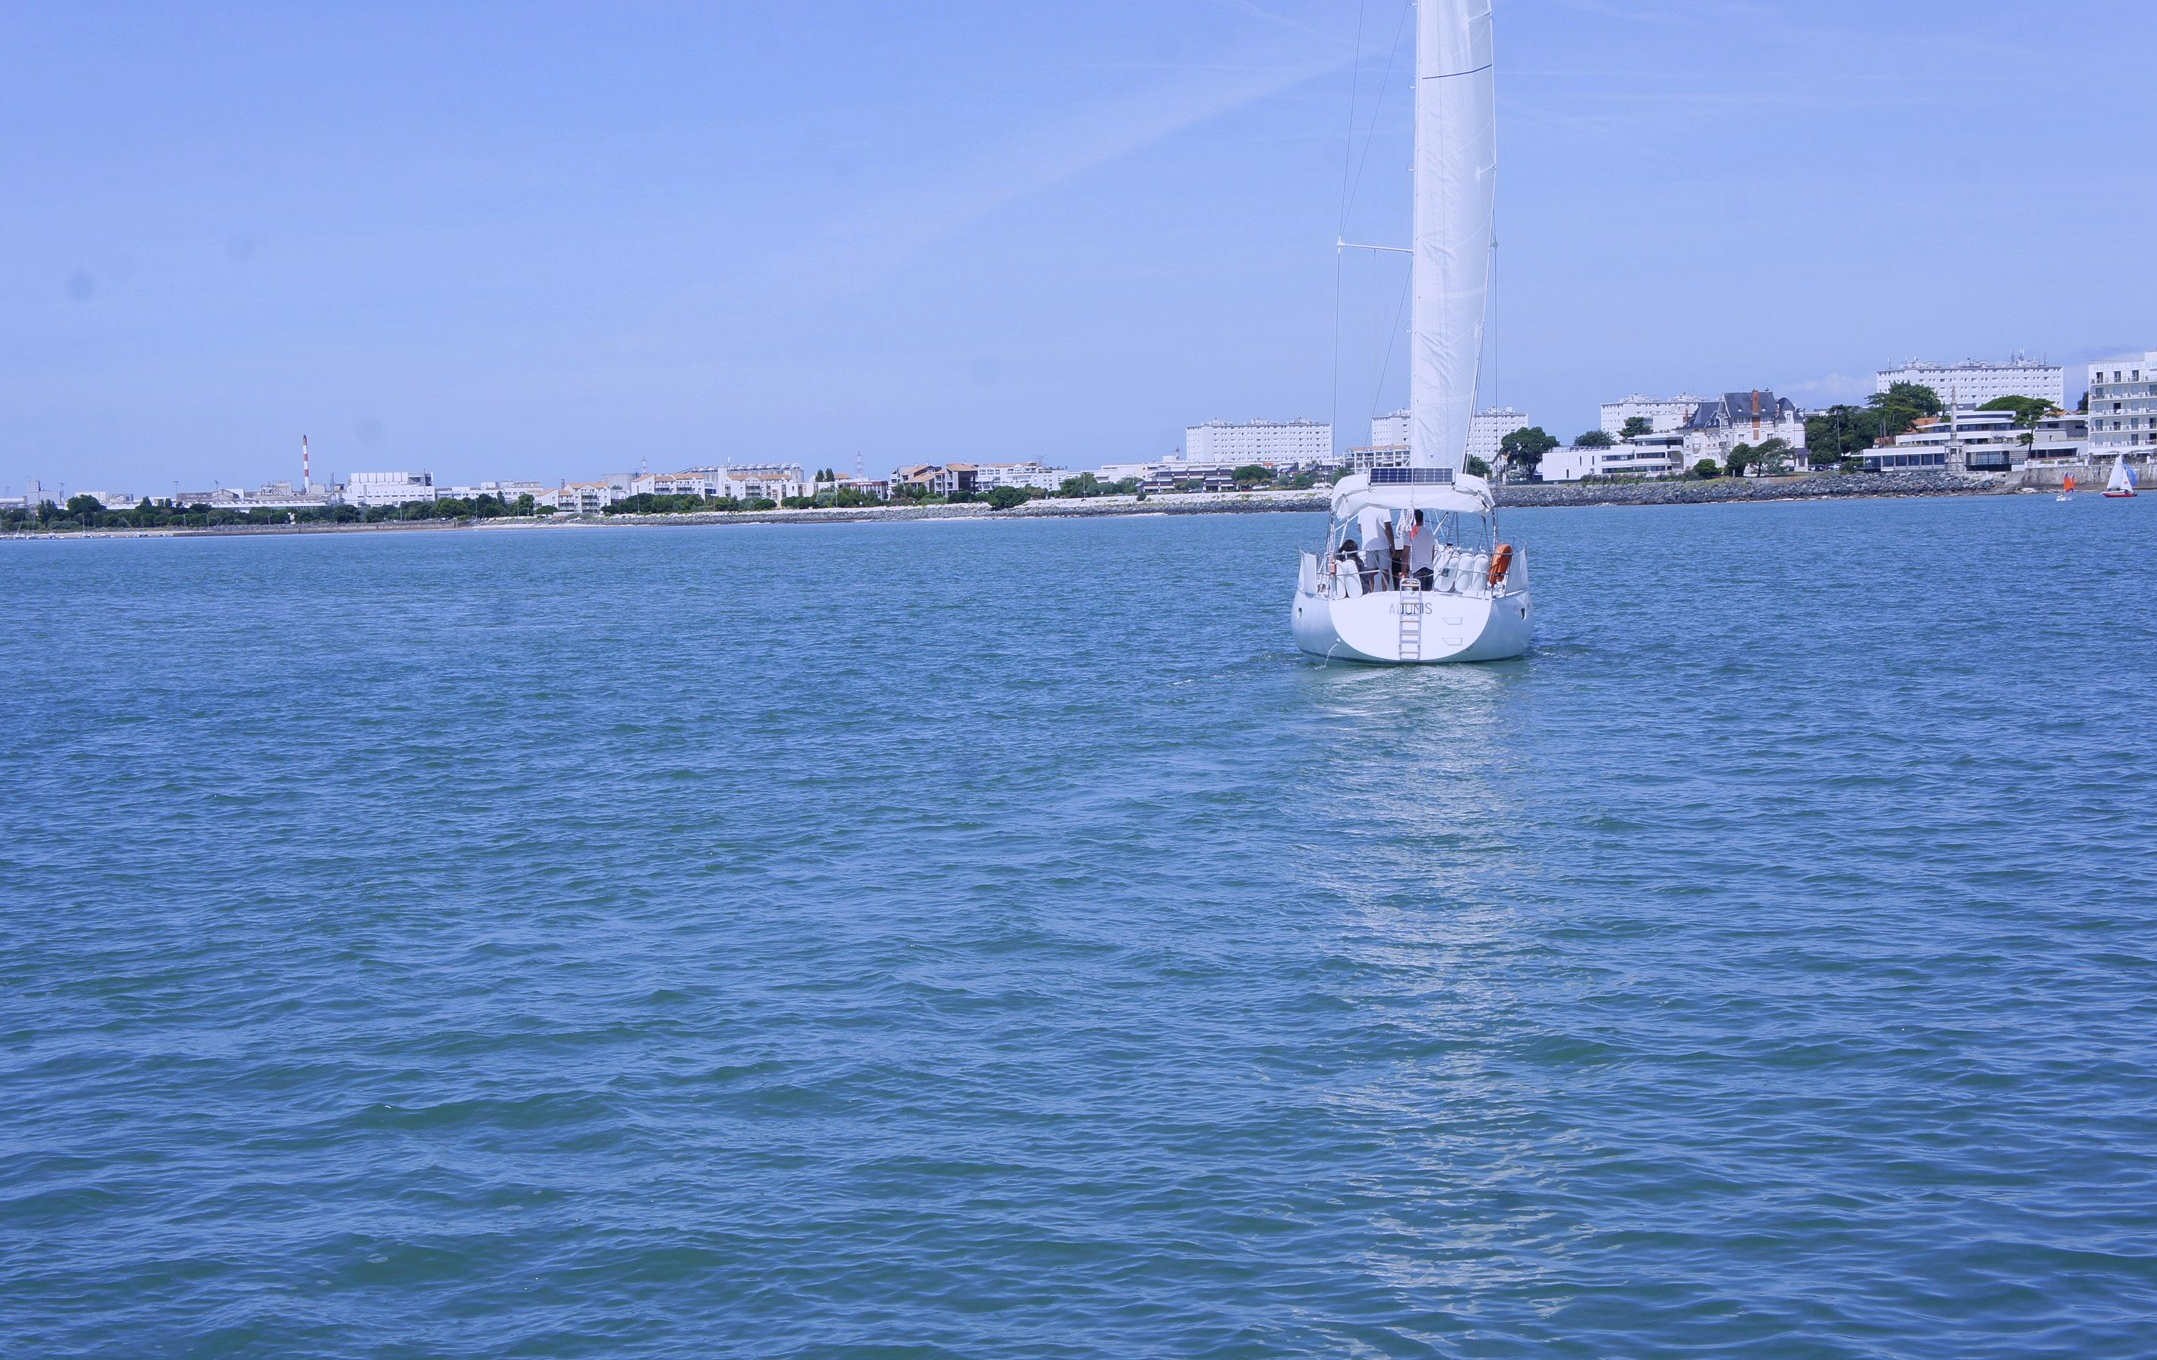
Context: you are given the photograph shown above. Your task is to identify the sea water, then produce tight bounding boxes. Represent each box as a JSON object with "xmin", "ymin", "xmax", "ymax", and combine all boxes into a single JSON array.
[{"xmin": 3, "ymin": 496, "xmax": 2154, "ymax": 1357}]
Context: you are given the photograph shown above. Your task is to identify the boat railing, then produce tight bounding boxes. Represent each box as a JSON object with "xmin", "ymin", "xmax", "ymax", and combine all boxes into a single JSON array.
[{"xmin": 1304, "ymin": 547, "xmax": 1523, "ymax": 601}]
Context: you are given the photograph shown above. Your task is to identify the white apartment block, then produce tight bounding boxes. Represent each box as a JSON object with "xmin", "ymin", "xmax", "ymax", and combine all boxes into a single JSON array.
[
  {"xmin": 2086, "ymin": 352, "xmax": 2156, "ymax": 456},
  {"xmin": 545, "ymin": 480, "xmax": 625, "ymax": 514},
  {"xmin": 1184, "ymin": 419, "xmax": 1332, "ymax": 466},
  {"xmin": 973, "ymin": 461, "xmax": 1072, "ymax": 491},
  {"xmin": 1470, "ymin": 408, "xmax": 1532, "ymax": 468},
  {"xmin": 1542, "ymin": 437, "xmax": 1689, "ymax": 482},
  {"xmin": 1600, "ymin": 394, "xmax": 1707, "ymax": 437},
  {"xmin": 720, "ymin": 464, "xmax": 809, "ymax": 501},
  {"xmin": 1369, "ymin": 408, "xmax": 1529, "ymax": 467},
  {"xmin": 1875, "ymin": 357, "xmax": 2064, "ymax": 410},
  {"xmin": 630, "ymin": 470, "xmax": 722, "ymax": 498},
  {"xmin": 345, "ymin": 471, "xmax": 436, "ymax": 508},
  {"xmin": 627, "ymin": 465, "xmax": 809, "ymax": 501},
  {"xmin": 1094, "ymin": 462, "xmax": 1154, "ymax": 484},
  {"xmin": 1350, "ymin": 445, "xmax": 1411, "ymax": 473}
]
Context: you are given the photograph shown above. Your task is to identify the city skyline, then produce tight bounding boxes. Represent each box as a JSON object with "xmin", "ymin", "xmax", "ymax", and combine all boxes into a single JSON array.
[{"xmin": 7, "ymin": 0, "xmax": 2155, "ymax": 492}]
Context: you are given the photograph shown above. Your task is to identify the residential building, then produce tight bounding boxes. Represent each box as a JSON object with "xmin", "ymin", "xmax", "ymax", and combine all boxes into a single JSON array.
[
  {"xmin": 822, "ymin": 474, "xmax": 890, "ymax": 500},
  {"xmin": 1094, "ymin": 462, "xmax": 1154, "ymax": 485},
  {"xmin": 1866, "ymin": 409, "xmax": 2086, "ymax": 473},
  {"xmin": 1469, "ymin": 408, "xmax": 1533, "ymax": 468},
  {"xmin": 722, "ymin": 464, "xmax": 809, "ymax": 501},
  {"xmin": 1600, "ymin": 394, "xmax": 1707, "ymax": 437},
  {"xmin": 1184, "ymin": 419, "xmax": 1332, "ymax": 466},
  {"xmin": 2086, "ymin": 352, "xmax": 2156, "ymax": 458},
  {"xmin": 1876, "ymin": 357, "xmax": 2064, "ymax": 410},
  {"xmin": 1368, "ymin": 407, "xmax": 1530, "ymax": 467},
  {"xmin": 974, "ymin": 461, "xmax": 1072, "ymax": 491},
  {"xmin": 441, "ymin": 479, "xmax": 551, "ymax": 502},
  {"xmin": 1142, "ymin": 460, "xmax": 1238, "ymax": 493},
  {"xmin": 545, "ymin": 480, "xmax": 626, "ymax": 514},
  {"xmin": 1682, "ymin": 391, "xmax": 1807, "ymax": 465},
  {"xmin": 1348, "ymin": 445, "xmax": 1411, "ymax": 474},
  {"xmin": 890, "ymin": 464, "xmax": 977, "ymax": 498},
  {"xmin": 1541, "ymin": 436, "xmax": 1689, "ymax": 482},
  {"xmin": 346, "ymin": 471, "xmax": 437, "ymax": 508},
  {"xmin": 629, "ymin": 469, "xmax": 723, "ymax": 499}
]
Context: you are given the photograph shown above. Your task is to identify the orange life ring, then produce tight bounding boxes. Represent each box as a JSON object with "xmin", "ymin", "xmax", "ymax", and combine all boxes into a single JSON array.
[{"xmin": 1487, "ymin": 543, "xmax": 1514, "ymax": 587}]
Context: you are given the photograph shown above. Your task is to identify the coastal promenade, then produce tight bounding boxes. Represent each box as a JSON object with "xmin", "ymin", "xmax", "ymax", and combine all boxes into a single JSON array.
[{"xmin": 10, "ymin": 471, "xmax": 2009, "ymax": 539}]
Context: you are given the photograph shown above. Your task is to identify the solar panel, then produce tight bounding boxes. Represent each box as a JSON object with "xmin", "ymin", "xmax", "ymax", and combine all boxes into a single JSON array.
[{"xmin": 1368, "ymin": 467, "xmax": 1456, "ymax": 485}]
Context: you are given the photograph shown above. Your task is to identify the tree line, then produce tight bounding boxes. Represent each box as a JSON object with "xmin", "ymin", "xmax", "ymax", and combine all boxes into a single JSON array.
[{"xmin": 3, "ymin": 492, "xmax": 554, "ymax": 533}]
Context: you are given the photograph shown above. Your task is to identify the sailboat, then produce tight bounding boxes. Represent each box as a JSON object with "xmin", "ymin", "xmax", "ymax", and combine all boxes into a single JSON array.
[
  {"xmin": 2104, "ymin": 455, "xmax": 2138, "ymax": 498},
  {"xmin": 2057, "ymin": 474, "xmax": 2077, "ymax": 502},
  {"xmin": 1293, "ymin": 0, "xmax": 1529, "ymax": 664}
]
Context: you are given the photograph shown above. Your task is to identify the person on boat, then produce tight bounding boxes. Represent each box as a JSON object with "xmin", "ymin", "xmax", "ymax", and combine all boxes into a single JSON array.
[
  {"xmin": 1358, "ymin": 508, "xmax": 1395, "ymax": 592},
  {"xmin": 1405, "ymin": 510, "xmax": 1437, "ymax": 590}
]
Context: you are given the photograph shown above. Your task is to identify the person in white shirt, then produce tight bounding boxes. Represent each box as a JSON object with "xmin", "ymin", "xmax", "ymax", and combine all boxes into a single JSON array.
[
  {"xmin": 1357, "ymin": 507, "xmax": 1394, "ymax": 591},
  {"xmin": 1405, "ymin": 510, "xmax": 1437, "ymax": 589}
]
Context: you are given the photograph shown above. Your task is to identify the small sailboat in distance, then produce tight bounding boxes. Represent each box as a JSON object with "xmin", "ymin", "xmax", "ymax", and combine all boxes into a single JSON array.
[
  {"xmin": 1292, "ymin": 0, "xmax": 1530, "ymax": 664},
  {"xmin": 2057, "ymin": 473, "xmax": 2077, "ymax": 502},
  {"xmin": 2104, "ymin": 455, "xmax": 2138, "ymax": 498}
]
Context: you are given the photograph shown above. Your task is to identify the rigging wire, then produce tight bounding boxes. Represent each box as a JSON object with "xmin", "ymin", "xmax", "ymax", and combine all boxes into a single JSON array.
[
  {"xmin": 1370, "ymin": 272, "xmax": 1411, "ymax": 428},
  {"xmin": 1328, "ymin": 0, "xmax": 1368, "ymax": 462},
  {"xmin": 1343, "ymin": 1, "xmax": 1413, "ymax": 234},
  {"xmin": 1330, "ymin": 2, "xmax": 1419, "ymax": 455}
]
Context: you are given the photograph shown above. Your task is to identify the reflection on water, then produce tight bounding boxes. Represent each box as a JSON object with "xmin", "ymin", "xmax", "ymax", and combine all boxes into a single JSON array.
[{"xmin": 5, "ymin": 500, "xmax": 2156, "ymax": 1356}]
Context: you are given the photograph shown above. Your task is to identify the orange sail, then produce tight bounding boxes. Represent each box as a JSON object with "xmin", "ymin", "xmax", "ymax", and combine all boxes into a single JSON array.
[{"xmin": 2064, "ymin": 475, "xmax": 2077, "ymax": 492}]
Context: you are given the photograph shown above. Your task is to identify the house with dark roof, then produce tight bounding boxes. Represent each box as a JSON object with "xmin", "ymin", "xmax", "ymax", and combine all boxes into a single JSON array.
[{"xmin": 1682, "ymin": 389, "xmax": 1809, "ymax": 469}]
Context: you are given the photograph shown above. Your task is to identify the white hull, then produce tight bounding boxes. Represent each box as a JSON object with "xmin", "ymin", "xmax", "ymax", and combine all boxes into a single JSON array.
[{"xmin": 1293, "ymin": 585, "xmax": 1531, "ymax": 665}]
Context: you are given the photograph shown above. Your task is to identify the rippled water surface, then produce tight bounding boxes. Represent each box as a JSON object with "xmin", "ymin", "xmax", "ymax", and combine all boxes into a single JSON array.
[{"xmin": 5, "ymin": 497, "xmax": 2155, "ymax": 1358}]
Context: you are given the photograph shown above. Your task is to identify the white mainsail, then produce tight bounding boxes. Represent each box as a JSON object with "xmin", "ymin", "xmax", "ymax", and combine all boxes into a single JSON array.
[
  {"xmin": 2107, "ymin": 455, "xmax": 2134, "ymax": 494},
  {"xmin": 1409, "ymin": 0, "xmax": 1497, "ymax": 472}
]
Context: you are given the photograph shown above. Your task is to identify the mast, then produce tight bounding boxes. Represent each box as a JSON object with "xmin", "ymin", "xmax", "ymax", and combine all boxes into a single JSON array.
[{"xmin": 1409, "ymin": 0, "xmax": 1496, "ymax": 473}]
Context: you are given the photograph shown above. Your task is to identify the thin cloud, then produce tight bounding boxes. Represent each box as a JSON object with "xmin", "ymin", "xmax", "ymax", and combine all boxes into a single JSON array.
[{"xmin": 777, "ymin": 34, "xmax": 1354, "ymax": 298}]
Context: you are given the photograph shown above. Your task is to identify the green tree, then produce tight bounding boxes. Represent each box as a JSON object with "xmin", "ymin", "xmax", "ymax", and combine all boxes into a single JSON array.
[
  {"xmin": 1620, "ymin": 416, "xmax": 1653, "ymax": 440},
  {"xmin": 66, "ymin": 494, "xmax": 106, "ymax": 516},
  {"xmin": 1980, "ymin": 393, "xmax": 2055, "ymax": 465},
  {"xmin": 985, "ymin": 485, "xmax": 1033, "ymax": 510},
  {"xmin": 1692, "ymin": 458, "xmax": 1722, "ymax": 479},
  {"xmin": 1576, "ymin": 430, "xmax": 1615, "ymax": 448},
  {"xmin": 1867, "ymin": 381, "xmax": 1944, "ymax": 440},
  {"xmin": 1751, "ymin": 437, "xmax": 1794, "ymax": 476},
  {"xmin": 1231, "ymin": 463, "xmax": 1272, "ymax": 489},
  {"xmin": 1465, "ymin": 455, "xmax": 1492, "ymax": 478},
  {"xmin": 1979, "ymin": 394, "xmax": 2053, "ymax": 426},
  {"xmin": 1498, "ymin": 426, "xmax": 1559, "ymax": 475},
  {"xmin": 1725, "ymin": 442, "xmax": 1755, "ymax": 477},
  {"xmin": 1805, "ymin": 404, "xmax": 1886, "ymax": 466},
  {"xmin": 1057, "ymin": 472, "xmax": 1103, "ymax": 499}
]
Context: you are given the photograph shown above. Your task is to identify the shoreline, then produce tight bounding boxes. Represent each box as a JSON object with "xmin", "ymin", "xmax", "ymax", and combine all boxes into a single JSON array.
[{"xmin": 3, "ymin": 472, "xmax": 2019, "ymax": 541}]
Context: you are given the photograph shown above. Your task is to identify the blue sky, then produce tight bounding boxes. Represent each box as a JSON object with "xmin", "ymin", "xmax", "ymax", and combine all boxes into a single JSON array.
[{"xmin": 6, "ymin": 0, "xmax": 2153, "ymax": 494}]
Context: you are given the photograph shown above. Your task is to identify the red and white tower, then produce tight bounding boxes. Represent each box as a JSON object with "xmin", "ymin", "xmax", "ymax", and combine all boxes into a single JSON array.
[{"xmin": 302, "ymin": 435, "xmax": 311, "ymax": 490}]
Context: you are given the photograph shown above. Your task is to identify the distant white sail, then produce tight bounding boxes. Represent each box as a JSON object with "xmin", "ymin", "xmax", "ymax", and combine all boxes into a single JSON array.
[
  {"xmin": 2107, "ymin": 455, "xmax": 2134, "ymax": 494},
  {"xmin": 1409, "ymin": 0, "xmax": 1496, "ymax": 472}
]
